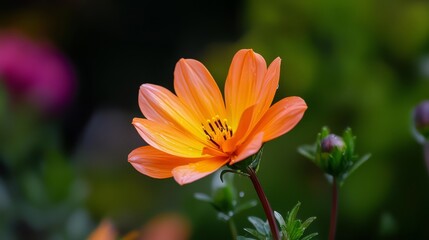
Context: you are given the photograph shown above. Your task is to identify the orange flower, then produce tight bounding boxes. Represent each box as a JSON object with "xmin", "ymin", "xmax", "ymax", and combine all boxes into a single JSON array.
[{"xmin": 129, "ymin": 49, "xmax": 307, "ymax": 185}]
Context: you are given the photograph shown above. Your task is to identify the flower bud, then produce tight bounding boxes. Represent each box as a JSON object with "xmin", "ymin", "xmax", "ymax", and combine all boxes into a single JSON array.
[
  {"xmin": 321, "ymin": 134, "xmax": 345, "ymax": 153},
  {"xmin": 298, "ymin": 126, "xmax": 370, "ymax": 184},
  {"xmin": 413, "ymin": 100, "xmax": 429, "ymax": 140}
]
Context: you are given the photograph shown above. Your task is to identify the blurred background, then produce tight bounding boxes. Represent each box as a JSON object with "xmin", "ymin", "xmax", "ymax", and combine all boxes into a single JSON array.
[{"xmin": 0, "ymin": 0, "xmax": 428, "ymax": 239}]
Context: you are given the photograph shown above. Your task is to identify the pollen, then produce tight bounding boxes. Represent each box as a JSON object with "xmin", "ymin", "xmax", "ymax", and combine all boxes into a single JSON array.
[{"xmin": 201, "ymin": 115, "xmax": 233, "ymax": 148}]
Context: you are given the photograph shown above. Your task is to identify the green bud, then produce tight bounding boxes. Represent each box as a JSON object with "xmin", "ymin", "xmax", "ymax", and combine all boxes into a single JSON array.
[{"xmin": 299, "ymin": 126, "xmax": 370, "ymax": 184}]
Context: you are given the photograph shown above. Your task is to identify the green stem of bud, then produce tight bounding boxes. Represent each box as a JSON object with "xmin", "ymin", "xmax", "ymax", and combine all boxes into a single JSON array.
[
  {"xmin": 329, "ymin": 178, "xmax": 339, "ymax": 240},
  {"xmin": 246, "ymin": 166, "xmax": 280, "ymax": 240},
  {"xmin": 228, "ymin": 218, "xmax": 238, "ymax": 240}
]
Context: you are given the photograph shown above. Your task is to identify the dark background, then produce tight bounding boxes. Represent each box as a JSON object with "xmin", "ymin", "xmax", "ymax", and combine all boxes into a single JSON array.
[{"xmin": 1, "ymin": 0, "xmax": 428, "ymax": 239}]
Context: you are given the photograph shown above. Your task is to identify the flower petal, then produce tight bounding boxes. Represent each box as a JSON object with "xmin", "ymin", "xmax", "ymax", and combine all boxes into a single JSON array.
[
  {"xmin": 222, "ymin": 105, "xmax": 255, "ymax": 153},
  {"xmin": 174, "ymin": 59, "xmax": 226, "ymax": 122},
  {"xmin": 172, "ymin": 158, "xmax": 229, "ymax": 185},
  {"xmin": 230, "ymin": 132, "xmax": 264, "ymax": 164},
  {"xmin": 255, "ymin": 57, "xmax": 281, "ymax": 120},
  {"xmin": 133, "ymin": 118, "xmax": 206, "ymax": 158},
  {"xmin": 138, "ymin": 84, "xmax": 205, "ymax": 141},
  {"xmin": 253, "ymin": 96, "xmax": 307, "ymax": 142},
  {"xmin": 128, "ymin": 146, "xmax": 199, "ymax": 179},
  {"xmin": 225, "ymin": 49, "xmax": 267, "ymax": 130}
]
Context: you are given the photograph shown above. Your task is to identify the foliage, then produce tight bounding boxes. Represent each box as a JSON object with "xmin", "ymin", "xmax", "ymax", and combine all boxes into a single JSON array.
[{"xmin": 238, "ymin": 202, "xmax": 317, "ymax": 240}]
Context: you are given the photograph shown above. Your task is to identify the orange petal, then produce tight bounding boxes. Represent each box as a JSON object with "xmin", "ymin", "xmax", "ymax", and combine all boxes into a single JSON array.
[
  {"xmin": 172, "ymin": 158, "xmax": 228, "ymax": 185},
  {"xmin": 225, "ymin": 49, "xmax": 267, "ymax": 130},
  {"xmin": 230, "ymin": 132, "xmax": 264, "ymax": 164},
  {"xmin": 133, "ymin": 118, "xmax": 206, "ymax": 158},
  {"xmin": 138, "ymin": 84, "xmax": 205, "ymax": 141},
  {"xmin": 128, "ymin": 146, "xmax": 199, "ymax": 179},
  {"xmin": 222, "ymin": 105, "xmax": 255, "ymax": 153},
  {"xmin": 174, "ymin": 59, "xmax": 226, "ymax": 122},
  {"xmin": 255, "ymin": 57, "xmax": 281, "ymax": 120},
  {"xmin": 253, "ymin": 96, "xmax": 307, "ymax": 142}
]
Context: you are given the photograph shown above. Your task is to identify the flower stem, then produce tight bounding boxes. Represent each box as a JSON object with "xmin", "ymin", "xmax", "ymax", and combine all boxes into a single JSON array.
[
  {"xmin": 246, "ymin": 166, "xmax": 280, "ymax": 240},
  {"xmin": 329, "ymin": 178, "xmax": 339, "ymax": 240},
  {"xmin": 424, "ymin": 142, "xmax": 429, "ymax": 174},
  {"xmin": 228, "ymin": 218, "xmax": 238, "ymax": 240}
]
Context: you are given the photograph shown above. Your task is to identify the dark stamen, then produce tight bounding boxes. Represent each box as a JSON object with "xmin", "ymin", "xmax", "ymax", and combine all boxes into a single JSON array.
[
  {"xmin": 214, "ymin": 120, "xmax": 220, "ymax": 129},
  {"xmin": 209, "ymin": 138, "xmax": 220, "ymax": 148},
  {"xmin": 208, "ymin": 122, "xmax": 216, "ymax": 133},
  {"xmin": 217, "ymin": 119, "xmax": 224, "ymax": 130},
  {"xmin": 203, "ymin": 128, "xmax": 212, "ymax": 139}
]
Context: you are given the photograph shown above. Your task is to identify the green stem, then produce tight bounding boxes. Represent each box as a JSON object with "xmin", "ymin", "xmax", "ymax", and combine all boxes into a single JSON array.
[
  {"xmin": 246, "ymin": 166, "xmax": 280, "ymax": 240},
  {"xmin": 228, "ymin": 218, "xmax": 238, "ymax": 240},
  {"xmin": 329, "ymin": 178, "xmax": 339, "ymax": 240}
]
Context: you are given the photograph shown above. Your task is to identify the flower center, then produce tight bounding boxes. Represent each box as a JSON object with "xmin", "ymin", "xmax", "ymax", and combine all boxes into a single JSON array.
[{"xmin": 201, "ymin": 115, "xmax": 233, "ymax": 148}]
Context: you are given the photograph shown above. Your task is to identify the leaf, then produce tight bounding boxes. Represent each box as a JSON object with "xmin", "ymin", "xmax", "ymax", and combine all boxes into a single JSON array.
[
  {"xmin": 297, "ymin": 144, "xmax": 316, "ymax": 160},
  {"xmin": 348, "ymin": 153, "xmax": 371, "ymax": 176},
  {"xmin": 274, "ymin": 211, "xmax": 286, "ymax": 227},
  {"xmin": 237, "ymin": 236, "xmax": 255, "ymax": 240},
  {"xmin": 287, "ymin": 202, "xmax": 301, "ymax": 225},
  {"xmin": 194, "ymin": 193, "xmax": 212, "ymax": 203},
  {"xmin": 235, "ymin": 200, "xmax": 257, "ymax": 214},
  {"xmin": 248, "ymin": 216, "xmax": 267, "ymax": 234},
  {"xmin": 301, "ymin": 233, "xmax": 318, "ymax": 240},
  {"xmin": 301, "ymin": 217, "xmax": 317, "ymax": 230},
  {"xmin": 244, "ymin": 228, "xmax": 266, "ymax": 240}
]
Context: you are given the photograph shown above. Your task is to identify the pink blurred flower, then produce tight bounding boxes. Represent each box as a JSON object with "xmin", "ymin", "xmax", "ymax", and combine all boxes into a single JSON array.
[
  {"xmin": 89, "ymin": 214, "xmax": 191, "ymax": 240},
  {"xmin": 0, "ymin": 32, "xmax": 75, "ymax": 114}
]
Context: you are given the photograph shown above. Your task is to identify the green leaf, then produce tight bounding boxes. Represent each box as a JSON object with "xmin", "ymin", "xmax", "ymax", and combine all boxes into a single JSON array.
[
  {"xmin": 348, "ymin": 153, "xmax": 371, "ymax": 176},
  {"xmin": 248, "ymin": 216, "xmax": 267, "ymax": 234},
  {"xmin": 235, "ymin": 200, "xmax": 258, "ymax": 214},
  {"xmin": 297, "ymin": 145, "xmax": 316, "ymax": 160},
  {"xmin": 237, "ymin": 236, "xmax": 255, "ymax": 240},
  {"xmin": 244, "ymin": 228, "xmax": 266, "ymax": 239},
  {"xmin": 301, "ymin": 233, "xmax": 318, "ymax": 240},
  {"xmin": 194, "ymin": 193, "xmax": 212, "ymax": 203},
  {"xmin": 301, "ymin": 217, "xmax": 317, "ymax": 230}
]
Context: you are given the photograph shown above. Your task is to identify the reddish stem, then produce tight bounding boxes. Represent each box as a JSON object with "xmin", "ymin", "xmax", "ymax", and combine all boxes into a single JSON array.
[
  {"xmin": 246, "ymin": 167, "xmax": 280, "ymax": 240},
  {"xmin": 329, "ymin": 178, "xmax": 339, "ymax": 240}
]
